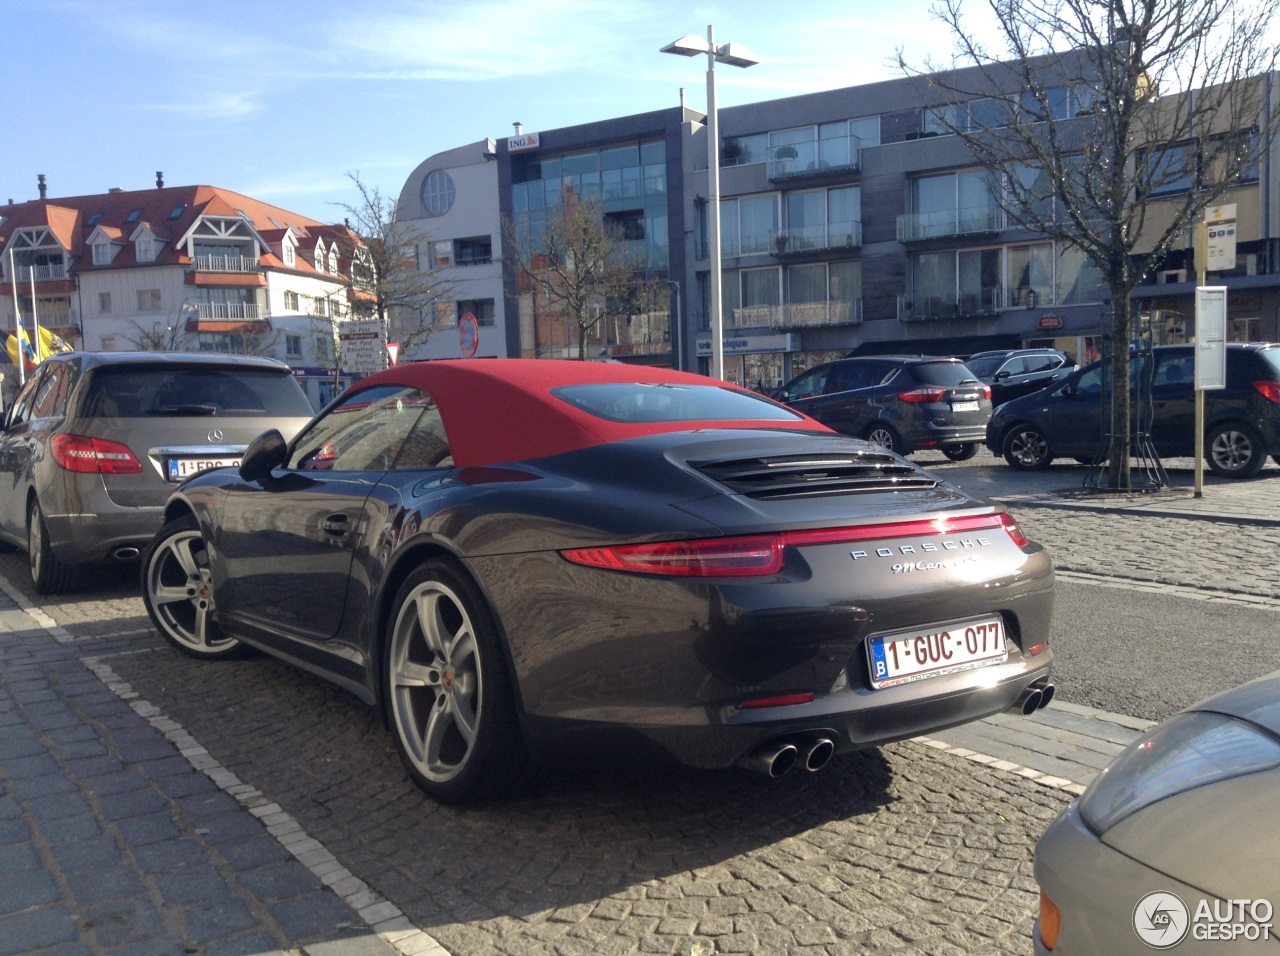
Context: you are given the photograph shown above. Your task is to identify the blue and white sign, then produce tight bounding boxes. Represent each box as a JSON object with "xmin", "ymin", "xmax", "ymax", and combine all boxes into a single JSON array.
[{"xmin": 695, "ymin": 333, "xmax": 796, "ymax": 356}]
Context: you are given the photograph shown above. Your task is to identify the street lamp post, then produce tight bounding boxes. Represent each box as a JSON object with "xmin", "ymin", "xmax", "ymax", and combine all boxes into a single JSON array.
[
  {"xmin": 666, "ymin": 279, "xmax": 682, "ymax": 370},
  {"xmin": 661, "ymin": 26, "xmax": 759, "ymax": 381}
]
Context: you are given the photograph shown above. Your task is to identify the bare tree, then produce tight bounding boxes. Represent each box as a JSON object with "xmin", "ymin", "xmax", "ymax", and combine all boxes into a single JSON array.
[
  {"xmin": 331, "ymin": 171, "xmax": 451, "ymax": 355},
  {"xmin": 903, "ymin": 0, "xmax": 1278, "ymax": 488},
  {"xmin": 504, "ymin": 196, "xmax": 663, "ymax": 360}
]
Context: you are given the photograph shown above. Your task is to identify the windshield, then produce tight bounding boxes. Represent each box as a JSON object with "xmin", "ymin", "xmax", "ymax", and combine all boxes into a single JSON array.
[{"xmin": 552, "ymin": 383, "xmax": 804, "ymax": 424}]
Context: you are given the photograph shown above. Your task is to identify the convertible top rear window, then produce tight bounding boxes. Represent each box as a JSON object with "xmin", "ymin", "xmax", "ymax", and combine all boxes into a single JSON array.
[{"xmin": 552, "ymin": 383, "xmax": 803, "ymax": 424}]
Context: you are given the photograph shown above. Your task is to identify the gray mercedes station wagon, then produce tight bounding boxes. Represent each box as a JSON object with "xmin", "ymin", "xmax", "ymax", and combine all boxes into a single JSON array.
[{"xmin": 0, "ymin": 351, "xmax": 315, "ymax": 593}]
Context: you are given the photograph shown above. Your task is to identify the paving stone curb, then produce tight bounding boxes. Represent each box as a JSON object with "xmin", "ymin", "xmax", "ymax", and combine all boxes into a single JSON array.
[{"xmin": 81, "ymin": 652, "xmax": 447, "ymax": 956}]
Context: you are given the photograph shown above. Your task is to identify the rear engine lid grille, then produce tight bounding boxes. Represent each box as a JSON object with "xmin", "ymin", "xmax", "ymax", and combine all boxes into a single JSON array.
[{"xmin": 693, "ymin": 452, "xmax": 938, "ymax": 499}]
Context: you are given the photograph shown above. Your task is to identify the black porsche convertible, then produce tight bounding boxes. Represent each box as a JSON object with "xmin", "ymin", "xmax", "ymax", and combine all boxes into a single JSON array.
[{"xmin": 142, "ymin": 359, "xmax": 1055, "ymax": 804}]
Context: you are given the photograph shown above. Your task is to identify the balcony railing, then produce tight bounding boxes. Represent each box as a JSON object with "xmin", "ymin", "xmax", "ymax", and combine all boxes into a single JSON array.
[
  {"xmin": 898, "ymin": 288, "xmax": 1001, "ymax": 321},
  {"xmin": 15, "ymin": 263, "xmax": 67, "ymax": 282},
  {"xmin": 197, "ymin": 302, "xmax": 260, "ymax": 320},
  {"xmin": 770, "ymin": 220, "xmax": 862, "ymax": 255},
  {"xmin": 767, "ymin": 135, "xmax": 862, "ymax": 180},
  {"xmin": 728, "ymin": 299, "xmax": 863, "ymax": 329},
  {"xmin": 897, "ymin": 206, "xmax": 1005, "ymax": 241},
  {"xmin": 194, "ymin": 255, "xmax": 260, "ymax": 273}
]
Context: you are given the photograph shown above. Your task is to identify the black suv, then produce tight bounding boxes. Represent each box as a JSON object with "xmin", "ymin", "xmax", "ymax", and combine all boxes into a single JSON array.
[
  {"xmin": 775, "ymin": 356, "xmax": 992, "ymax": 460},
  {"xmin": 986, "ymin": 343, "xmax": 1280, "ymax": 478},
  {"xmin": 964, "ymin": 348, "xmax": 1076, "ymax": 406}
]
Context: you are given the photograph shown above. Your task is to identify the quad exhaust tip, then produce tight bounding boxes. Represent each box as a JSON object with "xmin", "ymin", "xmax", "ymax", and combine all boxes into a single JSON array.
[
  {"xmin": 1010, "ymin": 681, "xmax": 1056, "ymax": 716},
  {"xmin": 113, "ymin": 546, "xmax": 141, "ymax": 561},
  {"xmin": 739, "ymin": 735, "xmax": 836, "ymax": 778}
]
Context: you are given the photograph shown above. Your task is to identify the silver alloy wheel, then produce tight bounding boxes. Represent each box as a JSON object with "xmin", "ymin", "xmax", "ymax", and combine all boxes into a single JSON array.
[
  {"xmin": 1209, "ymin": 427, "xmax": 1255, "ymax": 474},
  {"xmin": 28, "ymin": 509, "xmax": 45, "ymax": 583},
  {"xmin": 389, "ymin": 580, "xmax": 482, "ymax": 784},
  {"xmin": 1006, "ymin": 428, "xmax": 1049, "ymax": 468},
  {"xmin": 866, "ymin": 426, "xmax": 896, "ymax": 450},
  {"xmin": 145, "ymin": 527, "xmax": 233, "ymax": 654}
]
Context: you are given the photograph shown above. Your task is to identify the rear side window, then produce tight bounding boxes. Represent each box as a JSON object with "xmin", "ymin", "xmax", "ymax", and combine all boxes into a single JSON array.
[
  {"xmin": 553, "ymin": 383, "xmax": 802, "ymax": 423},
  {"xmin": 288, "ymin": 385, "xmax": 438, "ymax": 472},
  {"xmin": 909, "ymin": 362, "xmax": 980, "ymax": 386},
  {"xmin": 82, "ymin": 366, "xmax": 314, "ymax": 418}
]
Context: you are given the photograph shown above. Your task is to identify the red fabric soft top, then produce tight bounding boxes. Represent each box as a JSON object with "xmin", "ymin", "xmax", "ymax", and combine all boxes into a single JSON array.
[{"xmin": 352, "ymin": 359, "xmax": 830, "ymax": 468}]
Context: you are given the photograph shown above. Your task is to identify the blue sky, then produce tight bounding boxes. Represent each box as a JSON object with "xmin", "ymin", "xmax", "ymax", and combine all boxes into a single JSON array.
[{"xmin": 2, "ymin": 0, "xmax": 982, "ymax": 223}]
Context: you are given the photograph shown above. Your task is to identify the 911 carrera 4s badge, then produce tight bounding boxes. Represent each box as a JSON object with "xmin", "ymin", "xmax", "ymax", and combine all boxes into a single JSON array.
[{"xmin": 867, "ymin": 615, "xmax": 1008, "ymax": 688}]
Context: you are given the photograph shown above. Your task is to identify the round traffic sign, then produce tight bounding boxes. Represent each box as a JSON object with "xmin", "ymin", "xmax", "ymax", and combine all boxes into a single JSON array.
[{"xmin": 459, "ymin": 312, "xmax": 480, "ymax": 357}]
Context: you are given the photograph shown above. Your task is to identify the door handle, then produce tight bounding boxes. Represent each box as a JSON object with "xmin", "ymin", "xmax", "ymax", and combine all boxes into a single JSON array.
[{"xmin": 321, "ymin": 514, "xmax": 351, "ymax": 536}]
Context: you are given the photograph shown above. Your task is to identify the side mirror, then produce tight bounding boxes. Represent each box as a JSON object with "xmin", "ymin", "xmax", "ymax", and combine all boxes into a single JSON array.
[
  {"xmin": 774, "ymin": 389, "xmax": 791, "ymax": 402},
  {"xmin": 238, "ymin": 429, "xmax": 288, "ymax": 483}
]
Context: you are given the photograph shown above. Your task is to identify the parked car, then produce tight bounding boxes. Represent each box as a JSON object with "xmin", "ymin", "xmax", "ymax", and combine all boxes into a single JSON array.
[
  {"xmin": 0, "ymin": 351, "xmax": 315, "ymax": 594},
  {"xmin": 964, "ymin": 348, "xmax": 1077, "ymax": 406},
  {"xmin": 774, "ymin": 356, "xmax": 992, "ymax": 461},
  {"xmin": 1033, "ymin": 670, "xmax": 1280, "ymax": 954},
  {"xmin": 987, "ymin": 343, "xmax": 1280, "ymax": 478},
  {"xmin": 142, "ymin": 359, "xmax": 1055, "ymax": 804}
]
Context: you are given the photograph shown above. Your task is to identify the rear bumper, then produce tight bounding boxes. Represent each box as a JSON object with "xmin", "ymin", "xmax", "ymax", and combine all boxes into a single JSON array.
[
  {"xmin": 907, "ymin": 423, "xmax": 989, "ymax": 452},
  {"xmin": 43, "ymin": 507, "xmax": 165, "ymax": 563}
]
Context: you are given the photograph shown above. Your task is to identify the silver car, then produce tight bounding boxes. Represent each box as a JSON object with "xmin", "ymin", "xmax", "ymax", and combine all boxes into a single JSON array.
[
  {"xmin": 0, "ymin": 351, "xmax": 315, "ymax": 593},
  {"xmin": 1034, "ymin": 671, "xmax": 1280, "ymax": 954}
]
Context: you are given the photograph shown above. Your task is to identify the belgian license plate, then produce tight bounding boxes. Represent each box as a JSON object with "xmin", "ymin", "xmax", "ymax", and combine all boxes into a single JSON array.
[
  {"xmin": 167, "ymin": 457, "xmax": 241, "ymax": 482},
  {"xmin": 952, "ymin": 400, "xmax": 979, "ymax": 411},
  {"xmin": 867, "ymin": 615, "xmax": 1007, "ymax": 689}
]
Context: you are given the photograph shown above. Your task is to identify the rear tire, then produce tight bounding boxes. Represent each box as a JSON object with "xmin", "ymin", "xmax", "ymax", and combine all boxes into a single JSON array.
[
  {"xmin": 1002, "ymin": 425, "xmax": 1053, "ymax": 470},
  {"xmin": 384, "ymin": 560, "xmax": 538, "ymax": 804},
  {"xmin": 1207, "ymin": 422, "xmax": 1265, "ymax": 479},
  {"xmin": 941, "ymin": 443, "xmax": 977, "ymax": 462},
  {"xmin": 143, "ymin": 514, "xmax": 245, "ymax": 658},
  {"xmin": 28, "ymin": 500, "xmax": 78, "ymax": 595},
  {"xmin": 864, "ymin": 423, "xmax": 900, "ymax": 453}
]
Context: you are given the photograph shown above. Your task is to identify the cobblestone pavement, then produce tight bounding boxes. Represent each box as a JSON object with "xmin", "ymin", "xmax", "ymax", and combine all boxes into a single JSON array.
[{"xmin": 2, "ymin": 459, "xmax": 1277, "ymax": 955}]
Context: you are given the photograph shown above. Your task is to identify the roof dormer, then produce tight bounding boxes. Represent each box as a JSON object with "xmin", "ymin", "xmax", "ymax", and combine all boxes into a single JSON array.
[
  {"xmin": 86, "ymin": 224, "xmax": 123, "ymax": 267},
  {"xmin": 313, "ymin": 239, "xmax": 326, "ymax": 273},
  {"xmin": 129, "ymin": 222, "xmax": 161, "ymax": 263},
  {"xmin": 282, "ymin": 230, "xmax": 297, "ymax": 267}
]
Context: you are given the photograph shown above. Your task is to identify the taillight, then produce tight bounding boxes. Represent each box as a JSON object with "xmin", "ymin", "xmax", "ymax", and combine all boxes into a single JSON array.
[
  {"xmin": 561, "ymin": 535, "xmax": 783, "ymax": 577},
  {"xmin": 898, "ymin": 386, "xmax": 946, "ymax": 403},
  {"xmin": 1252, "ymin": 380, "xmax": 1280, "ymax": 404},
  {"xmin": 50, "ymin": 434, "xmax": 143, "ymax": 474},
  {"xmin": 560, "ymin": 513, "xmax": 1030, "ymax": 578},
  {"xmin": 980, "ymin": 384, "xmax": 992, "ymax": 401}
]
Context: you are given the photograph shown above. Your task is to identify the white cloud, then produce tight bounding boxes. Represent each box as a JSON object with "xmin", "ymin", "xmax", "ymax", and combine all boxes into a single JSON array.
[{"xmin": 147, "ymin": 91, "xmax": 263, "ymax": 119}]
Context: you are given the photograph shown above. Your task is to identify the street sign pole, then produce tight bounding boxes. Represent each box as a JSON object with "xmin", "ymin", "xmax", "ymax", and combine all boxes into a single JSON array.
[{"xmin": 1193, "ymin": 222, "xmax": 1207, "ymax": 498}]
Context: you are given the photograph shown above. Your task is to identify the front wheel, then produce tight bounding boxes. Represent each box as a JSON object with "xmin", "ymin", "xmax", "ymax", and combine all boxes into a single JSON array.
[
  {"xmin": 385, "ymin": 560, "xmax": 537, "ymax": 804},
  {"xmin": 1002, "ymin": 425, "xmax": 1053, "ymax": 470},
  {"xmin": 1207, "ymin": 422, "xmax": 1265, "ymax": 478},
  {"xmin": 143, "ymin": 514, "xmax": 244, "ymax": 658},
  {"xmin": 941, "ymin": 443, "xmax": 978, "ymax": 462},
  {"xmin": 28, "ymin": 499, "xmax": 78, "ymax": 595}
]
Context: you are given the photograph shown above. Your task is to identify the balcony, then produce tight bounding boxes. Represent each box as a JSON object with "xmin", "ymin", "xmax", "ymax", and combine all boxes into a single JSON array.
[
  {"xmin": 699, "ymin": 232, "xmax": 775, "ymax": 259},
  {"xmin": 897, "ymin": 206, "xmax": 1005, "ymax": 242},
  {"xmin": 770, "ymin": 221, "xmax": 862, "ymax": 256},
  {"xmin": 193, "ymin": 255, "xmax": 260, "ymax": 273},
  {"xmin": 197, "ymin": 302, "xmax": 260, "ymax": 320},
  {"xmin": 898, "ymin": 288, "xmax": 1001, "ymax": 321},
  {"xmin": 16, "ymin": 263, "xmax": 67, "ymax": 282},
  {"xmin": 728, "ymin": 299, "xmax": 862, "ymax": 329},
  {"xmin": 767, "ymin": 135, "xmax": 861, "ymax": 181}
]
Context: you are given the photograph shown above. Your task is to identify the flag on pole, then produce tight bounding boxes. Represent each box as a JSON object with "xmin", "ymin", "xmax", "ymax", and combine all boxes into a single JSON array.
[
  {"xmin": 6, "ymin": 324, "xmax": 38, "ymax": 372},
  {"xmin": 37, "ymin": 327, "xmax": 73, "ymax": 361}
]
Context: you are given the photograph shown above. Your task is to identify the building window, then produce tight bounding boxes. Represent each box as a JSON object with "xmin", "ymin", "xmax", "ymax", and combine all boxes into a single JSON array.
[
  {"xmin": 421, "ymin": 170, "xmax": 456, "ymax": 217},
  {"xmin": 136, "ymin": 239, "xmax": 155, "ymax": 262},
  {"xmin": 284, "ymin": 243, "xmax": 296, "ymax": 266},
  {"xmin": 456, "ymin": 299, "xmax": 496, "ymax": 327},
  {"xmin": 284, "ymin": 290, "xmax": 300, "ymax": 311},
  {"xmin": 715, "ymin": 194, "xmax": 779, "ymax": 257},
  {"xmin": 286, "ymin": 334, "xmax": 302, "ymax": 358},
  {"xmin": 101, "ymin": 334, "xmax": 115, "ymax": 351},
  {"xmin": 99, "ymin": 292, "xmax": 112, "ymax": 313},
  {"xmin": 328, "ymin": 248, "xmax": 339, "ymax": 274},
  {"xmin": 454, "ymin": 236, "xmax": 492, "ymax": 265},
  {"xmin": 314, "ymin": 245, "xmax": 324, "ymax": 272},
  {"xmin": 313, "ymin": 297, "xmax": 328, "ymax": 317},
  {"xmin": 430, "ymin": 240, "xmax": 453, "ymax": 268},
  {"xmin": 722, "ymin": 132, "xmax": 768, "ymax": 167},
  {"xmin": 137, "ymin": 289, "xmax": 162, "ymax": 311},
  {"xmin": 93, "ymin": 243, "xmax": 111, "ymax": 265}
]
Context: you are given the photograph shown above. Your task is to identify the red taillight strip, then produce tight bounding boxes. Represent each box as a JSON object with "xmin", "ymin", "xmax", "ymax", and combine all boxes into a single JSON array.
[
  {"xmin": 1252, "ymin": 380, "xmax": 1280, "ymax": 404},
  {"xmin": 739, "ymin": 692, "xmax": 815, "ymax": 709},
  {"xmin": 779, "ymin": 513, "xmax": 1013, "ymax": 548},
  {"xmin": 560, "ymin": 513, "xmax": 1028, "ymax": 578}
]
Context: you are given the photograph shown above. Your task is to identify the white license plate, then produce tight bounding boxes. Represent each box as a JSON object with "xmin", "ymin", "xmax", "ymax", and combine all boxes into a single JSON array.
[
  {"xmin": 952, "ymin": 400, "xmax": 980, "ymax": 411},
  {"xmin": 167, "ymin": 457, "xmax": 241, "ymax": 481},
  {"xmin": 867, "ymin": 615, "xmax": 1007, "ymax": 688}
]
